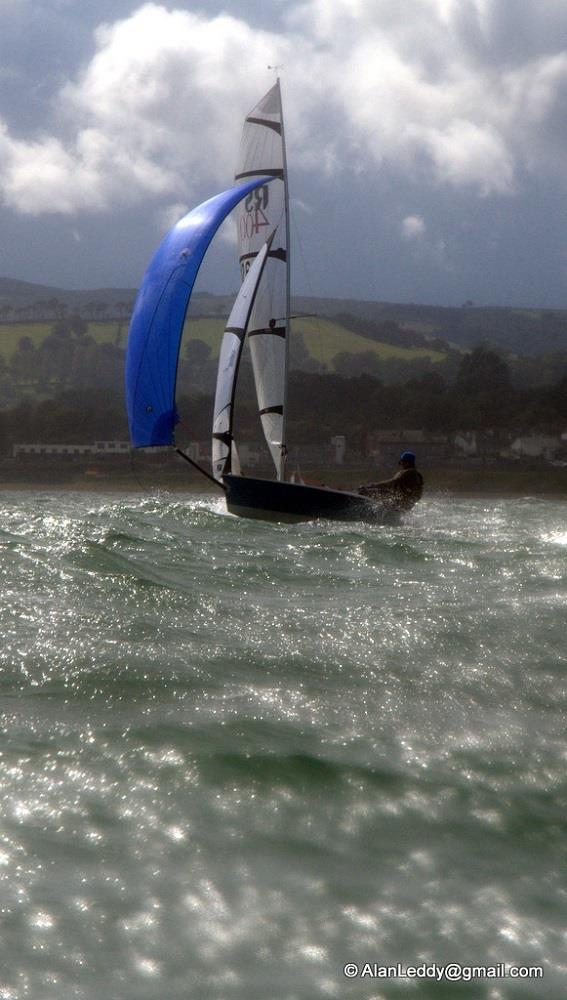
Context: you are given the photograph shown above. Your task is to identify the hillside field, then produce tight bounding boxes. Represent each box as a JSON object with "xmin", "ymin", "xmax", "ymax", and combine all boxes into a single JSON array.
[
  {"xmin": 0, "ymin": 321, "xmax": 124, "ymax": 359},
  {"xmin": 0, "ymin": 317, "xmax": 447, "ymax": 368},
  {"xmin": 2, "ymin": 275, "xmax": 567, "ymax": 355},
  {"xmin": 295, "ymin": 317, "xmax": 446, "ymax": 366},
  {"xmin": 182, "ymin": 316, "xmax": 447, "ymax": 366}
]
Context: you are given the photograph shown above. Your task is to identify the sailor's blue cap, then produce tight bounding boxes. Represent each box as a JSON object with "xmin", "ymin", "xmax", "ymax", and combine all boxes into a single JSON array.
[{"xmin": 399, "ymin": 451, "xmax": 416, "ymax": 465}]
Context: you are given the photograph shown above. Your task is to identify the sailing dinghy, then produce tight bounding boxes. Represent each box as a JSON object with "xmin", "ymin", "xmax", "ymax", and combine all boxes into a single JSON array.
[{"xmin": 125, "ymin": 81, "xmax": 409, "ymax": 523}]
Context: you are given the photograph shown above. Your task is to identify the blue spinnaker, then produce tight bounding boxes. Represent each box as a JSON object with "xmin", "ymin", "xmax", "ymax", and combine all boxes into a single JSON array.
[{"xmin": 125, "ymin": 177, "xmax": 273, "ymax": 447}]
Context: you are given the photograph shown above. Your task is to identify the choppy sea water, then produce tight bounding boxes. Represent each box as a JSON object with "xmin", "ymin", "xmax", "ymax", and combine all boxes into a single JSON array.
[{"xmin": 0, "ymin": 490, "xmax": 565, "ymax": 1000}]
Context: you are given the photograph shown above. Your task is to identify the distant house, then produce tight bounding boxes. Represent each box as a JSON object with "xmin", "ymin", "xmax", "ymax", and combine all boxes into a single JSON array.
[
  {"xmin": 189, "ymin": 441, "xmax": 260, "ymax": 468},
  {"xmin": 331, "ymin": 435, "xmax": 346, "ymax": 464},
  {"xmin": 14, "ymin": 443, "xmax": 96, "ymax": 457},
  {"xmin": 185, "ymin": 441, "xmax": 205, "ymax": 464},
  {"xmin": 454, "ymin": 431, "xmax": 477, "ymax": 456},
  {"xmin": 454, "ymin": 429, "xmax": 512, "ymax": 461},
  {"xmin": 510, "ymin": 434, "xmax": 561, "ymax": 461},
  {"xmin": 93, "ymin": 441, "xmax": 130, "ymax": 454},
  {"xmin": 13, "ymin": 440, "xmax": 130, "ymax": 458},
  {"xmin": 238, "ymin": 443, "xmax": 260, "ymax": 468}
]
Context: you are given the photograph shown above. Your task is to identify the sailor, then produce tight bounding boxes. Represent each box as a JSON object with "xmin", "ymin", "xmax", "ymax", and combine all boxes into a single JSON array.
[{"xmin": 358, "ymin": 451, "xmax": 423, "ymax": 510}]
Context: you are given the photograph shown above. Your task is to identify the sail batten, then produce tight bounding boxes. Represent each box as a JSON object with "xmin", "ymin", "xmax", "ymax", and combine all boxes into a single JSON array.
[
  {"xmin": 240, "ymin": 248, "xmax": 287, "ymax": 263},
  {"xmin": 259, "ymin": 405, "xmax": 284, "ymax": 416},
  {"xmin": 248, "ymin": 327, "xmax": 286, "ymax": 338},
  {"xmin": 246, "ymin": 117, "xmax": 282, "ymax": 134},
  {"xmin": 124, "ymin": 178, "xmax": 273, "ymax": 449},
  {"xmin": 235, "ymin": 169, "xmax": 285, "ymax": 180}
]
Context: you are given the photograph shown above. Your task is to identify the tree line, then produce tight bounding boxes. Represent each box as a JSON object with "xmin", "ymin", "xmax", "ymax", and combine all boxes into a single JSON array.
[
  {"xmin": 4, "ymin": 309, "xmax": 567, "ymax": 409},
  {"xmin": 0, "ymin": 318, "xmax": 125, "ymax": 404},
  {"xmin": 1, "ymin": 348, "xmax": 566, "ymax": 454},
  {"xmin": 0, "ymin": 299, "xmax": 133, "ymax": 322}
]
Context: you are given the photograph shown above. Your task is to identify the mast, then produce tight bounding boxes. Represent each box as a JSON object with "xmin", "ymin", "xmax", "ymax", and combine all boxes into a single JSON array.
[{"xmin": 278, "ymin": 76, "xmax": 291, "ymax": 483}]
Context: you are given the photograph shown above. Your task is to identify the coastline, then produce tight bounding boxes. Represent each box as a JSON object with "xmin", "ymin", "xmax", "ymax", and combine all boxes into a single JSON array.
[{"xmin": 0, "ymin": 460, "xmax": 565, "ymax": 498}]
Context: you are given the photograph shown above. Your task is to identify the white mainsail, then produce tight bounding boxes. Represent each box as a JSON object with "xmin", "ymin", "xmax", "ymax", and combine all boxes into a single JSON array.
[
  {"xmin": 234, "ymin": 80, "xmax": 290, "ymax": 480},
  {"xmin": 212, "ymin": 238, "xmax": 272, "ymax": 481}
]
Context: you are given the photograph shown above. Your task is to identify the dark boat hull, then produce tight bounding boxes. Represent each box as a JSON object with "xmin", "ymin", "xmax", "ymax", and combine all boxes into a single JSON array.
[{"xmin": 223, "ymin": 474, "xmax": 403, "ymax": 524}]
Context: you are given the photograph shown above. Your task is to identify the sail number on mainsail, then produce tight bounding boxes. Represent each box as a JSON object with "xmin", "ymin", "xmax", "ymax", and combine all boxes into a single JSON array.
[{"xmin": 240, "ymin": 185, "xmax": 272, "ymax": 275}]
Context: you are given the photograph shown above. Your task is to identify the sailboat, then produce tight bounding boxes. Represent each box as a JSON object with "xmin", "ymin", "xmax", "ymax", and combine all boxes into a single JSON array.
[{"xmin": 125, "ymin": 80, "xmax": 408, "ymax": 523}]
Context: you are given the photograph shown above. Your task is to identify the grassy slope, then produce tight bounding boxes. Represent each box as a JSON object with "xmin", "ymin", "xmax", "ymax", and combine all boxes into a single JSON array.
[
  {"xmin": 2, "ymin": 274, "xmax": 567, "ymax": 354},
  {"xmin": 0, "ymin": 321, "xmax": 125, "ymax": 359},
  {"xmin": 294, "ymin": 317, "xmax": 446, "ymax": 366},
  {"xmin": 0, "ymin": 324, "xmax": 54, "ymax": 358},
  {"xmin": 181, "ymin": 316, "xmax": 446, "ymax": 366},
  {"xmin": 1, "ymin": 317, "xmax": 446, "ymax": 367}
]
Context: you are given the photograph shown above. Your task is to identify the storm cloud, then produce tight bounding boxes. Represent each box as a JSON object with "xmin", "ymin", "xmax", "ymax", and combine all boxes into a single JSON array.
[{"xmin": 1, "ymin": 0, "xmax": 566, "ymax": 304}]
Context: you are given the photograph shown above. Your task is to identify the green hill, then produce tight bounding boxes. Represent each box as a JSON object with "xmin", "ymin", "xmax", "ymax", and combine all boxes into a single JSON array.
[
  {"xmin": 0, "ymin": 321, "xmax": 122, "ymax": 360},
  {"xmin": 291, "ymin": 317, "xmax": 446, "ymax": 366},
  {"xmin": 0, "ymin": 315, "xmax": 446, "ymax": 365},
  {"xmin": 179, "ymin": 315, "xmax": 447, "ymax": 367},
  {"xmin": 292, "ymin": 296, "xmax": 567, "ymax": 355},
  {"xmin": 1, "ymin": 273, "xmax": 566, "ymax": 356}
]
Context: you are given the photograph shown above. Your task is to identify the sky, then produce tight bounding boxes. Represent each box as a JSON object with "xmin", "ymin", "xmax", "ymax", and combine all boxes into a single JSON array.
[{"xmin": 1, "ymin": 0, "xmax": 567, "ymax": 307}]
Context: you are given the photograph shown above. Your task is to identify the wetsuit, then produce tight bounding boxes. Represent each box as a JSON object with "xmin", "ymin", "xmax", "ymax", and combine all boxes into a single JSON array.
[{"xmin": 359, "ymin": 467, "xmax": 424, "ymax": 510}]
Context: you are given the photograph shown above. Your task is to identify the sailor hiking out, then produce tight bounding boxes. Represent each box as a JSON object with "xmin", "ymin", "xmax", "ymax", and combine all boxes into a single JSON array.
[{"xmin": 358, "ymin": 451, "xmax": 424, "ymax": 511}]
